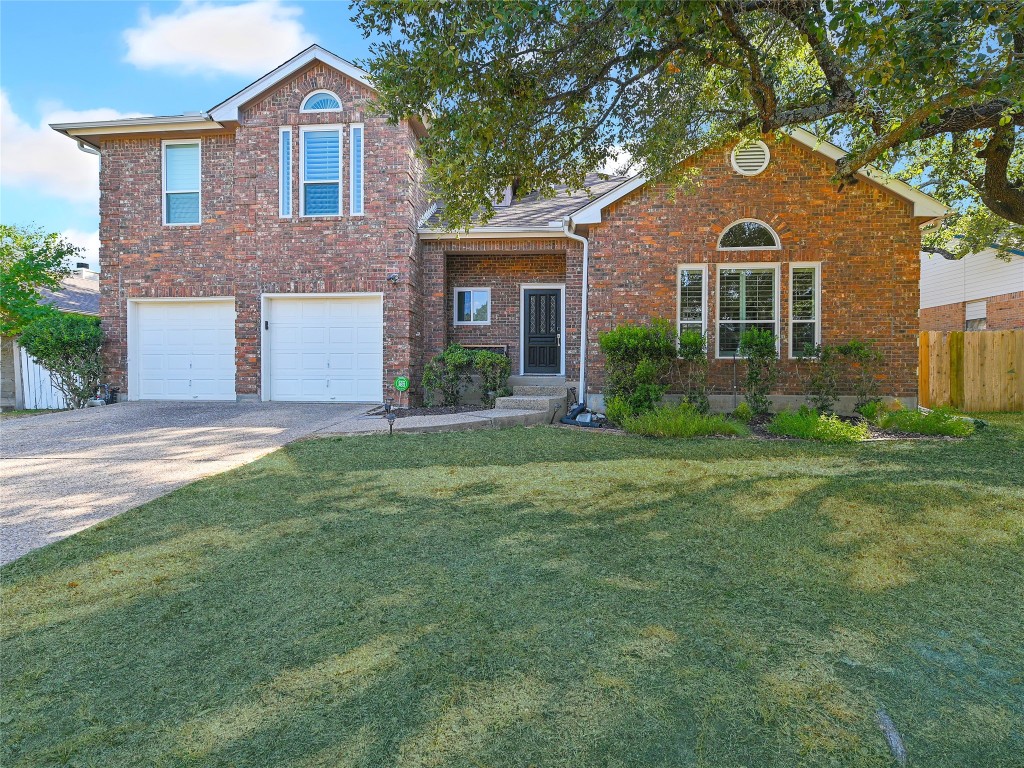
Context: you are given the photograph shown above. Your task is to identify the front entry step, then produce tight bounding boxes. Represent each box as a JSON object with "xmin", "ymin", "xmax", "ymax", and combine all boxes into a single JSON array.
[{"xmin": 494, "ymin": 393, "xmax": 566, "ymax": 422}]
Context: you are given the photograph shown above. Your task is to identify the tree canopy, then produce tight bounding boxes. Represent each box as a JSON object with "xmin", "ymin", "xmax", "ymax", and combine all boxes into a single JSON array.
[
  {"xmin": 355, "ymin": 0, "xmax": 1024, "ymax": 257},
  {"xmin": 0, "ymin": 225, "xmax": 77, "ymax": 336}
]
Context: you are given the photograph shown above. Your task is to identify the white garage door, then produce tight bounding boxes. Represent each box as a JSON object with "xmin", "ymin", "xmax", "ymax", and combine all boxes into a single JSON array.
[
  {"xmin": 132, "ymin": 300, "xmax": 236, "ymax": 401},
  {"xmin": 265, "ymin": 295, "xmax": 383, "ymax": 402}
]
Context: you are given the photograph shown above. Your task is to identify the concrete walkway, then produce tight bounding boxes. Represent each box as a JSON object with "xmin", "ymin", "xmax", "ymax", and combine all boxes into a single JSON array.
[{"xmin": 0, "ymin": 401, "xmax": 550, "ymax": 565}]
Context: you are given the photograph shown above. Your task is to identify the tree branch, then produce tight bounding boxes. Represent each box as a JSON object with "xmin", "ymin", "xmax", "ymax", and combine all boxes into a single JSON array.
[{"xmin": 975, "ymin": 123, "xmax": 1024, "ymax": 225}]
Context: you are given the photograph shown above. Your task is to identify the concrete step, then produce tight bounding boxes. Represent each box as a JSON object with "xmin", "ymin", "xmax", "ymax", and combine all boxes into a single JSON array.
[
  {"xmin": 494, "ymin": 394, "xmax": 565, "ymax": 421},
  {"xmin": 508, "ymin": 375, "xmax": 566, "ymax": 387},
  {"xmin": 512, "ymin": 385, "xmax": 569, "ymax": 397}
]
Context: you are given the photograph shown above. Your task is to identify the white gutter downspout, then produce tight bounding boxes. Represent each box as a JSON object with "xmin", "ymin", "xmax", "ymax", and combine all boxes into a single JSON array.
[{"xmin": 563, "ymin": 218, "xmax": 589, "ymax": 406}]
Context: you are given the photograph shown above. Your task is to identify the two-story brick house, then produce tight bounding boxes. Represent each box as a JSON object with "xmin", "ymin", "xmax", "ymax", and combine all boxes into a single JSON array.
[{"xmin": 53, "ymin": 45, "xmax": 948, "ymax": 410}]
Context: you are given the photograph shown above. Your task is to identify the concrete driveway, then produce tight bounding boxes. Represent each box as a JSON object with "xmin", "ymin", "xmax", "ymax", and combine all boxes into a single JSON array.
[{"xmin": 0, "ymin": 401, "xmax": 372, "ymax": 565}]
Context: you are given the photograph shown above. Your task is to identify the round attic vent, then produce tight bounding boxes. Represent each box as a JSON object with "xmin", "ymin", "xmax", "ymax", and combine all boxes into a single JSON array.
[{"xmin": 731, "ymin": 140, "xmax": 770, "ymax": 176}]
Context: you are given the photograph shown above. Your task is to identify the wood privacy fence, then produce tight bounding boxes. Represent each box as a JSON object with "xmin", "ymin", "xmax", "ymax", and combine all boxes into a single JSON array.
[{"xmin": 919, "ymin": 330, "xmax": 1024, "ymax": 412}]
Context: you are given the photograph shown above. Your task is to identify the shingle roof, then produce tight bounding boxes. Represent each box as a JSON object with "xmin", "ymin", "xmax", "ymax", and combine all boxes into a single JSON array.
[
  {"xmin": 420, "ymin": 173, "xmax": 633, "ymax": 231},
  {"xmin": 39, "ymin": 274, "xmax": 100, "ymax": 316}
]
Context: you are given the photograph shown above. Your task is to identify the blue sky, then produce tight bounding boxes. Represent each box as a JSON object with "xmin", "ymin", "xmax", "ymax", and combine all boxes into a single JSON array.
[{"xmin": 0, "ymin": 1, "xmax": 384, "ymax": 269}]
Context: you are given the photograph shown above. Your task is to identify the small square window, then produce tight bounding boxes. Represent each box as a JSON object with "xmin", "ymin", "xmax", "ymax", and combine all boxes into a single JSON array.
[{"xmin": 454, "ymin": 288, "xmax": 490, "ymax": 324}]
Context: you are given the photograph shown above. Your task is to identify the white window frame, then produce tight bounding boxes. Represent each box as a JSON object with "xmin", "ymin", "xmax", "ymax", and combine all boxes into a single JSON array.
[
  {"xmin": 676, "ymin": 265, "xmax": 708, "ymax": 354},
  {"xmin": 349, "ymin": 123, "xmax": 364, "ymax": 216},
  {"xmin": 161, "ymin": 139, "xmax": 201, "ymax": 227},
  {"xmin": 299, "ymin": 125, "xmax": 344, "ymax": 218},
  {"xmin": 714, "ymin": 262, "xmax": 781, "ymax": 359},
  {"xmin": 788, "ymin": 262, "xmax": 821, "ymax": 358},
  {"xmin": 716, "ymin": 218, "xmax": 781, "ymax": 251},
  {"xmin": 279, "ymin": 126, "xmax": 292, "ymax": 218},
  {"xmin": 453, "ymin": 287, "xmax": 491, "ymax": 326},
  {"xmin": 300, "ymin": 90, "xmax": 343, "ymax": 113}
]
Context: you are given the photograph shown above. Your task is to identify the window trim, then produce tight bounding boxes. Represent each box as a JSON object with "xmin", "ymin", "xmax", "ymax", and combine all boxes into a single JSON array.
[
  {"xmin": 349, "ymin": 122, "xmax": 364, "ymax": 216},
  {"xmin": 299, "ymin": 124, "xmax": 344, "ymax": 218},
  {"xmin": 279, "ymin": 126, "xmax": 292, "ymax": 218},
  {"xmin": 453, "ymin": 287, "xmax": 492, "ymax": 326},
  {"xmin": 714, "ymin": 262, "xmax": 781, "ymax": 359},
  {"xmin": 676, "ymin": 264, "xmax": 708, "ymax": 355},
  {"xmin": 716, "ymin": 218, "xmax": 781, "ymax": 251},
  {"xmin": 161, "ymin": 139, "xmax": 201, "ymax": 227},
  {"xmin": 788, "ymin": 262, "xmax": 821, "ymax": 358},
  {"xmin": 300, "ymin": 90, "xmax": 343, "ymax": 113}
]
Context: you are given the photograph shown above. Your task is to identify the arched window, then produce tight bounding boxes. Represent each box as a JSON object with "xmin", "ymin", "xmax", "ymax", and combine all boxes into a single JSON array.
[
  {"xmin": 301, "ymin": 90, "xmax": 341, "ymax": 112},
  {"xmin": 717, "ymin": 219, "xmax": 780, "ymax": 250}
]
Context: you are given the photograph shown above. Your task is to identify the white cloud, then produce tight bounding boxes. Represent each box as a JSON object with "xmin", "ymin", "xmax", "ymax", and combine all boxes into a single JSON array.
[
  {"xmin": 0, "ymin": 90, "xmax": 144, "ymax": 205},
  {"xmin": 123, "ymin": 1, "xmax": 314, "ymax": 77},
  {"xmin": 62, "ymin": 229, "xmax": 100, "ymax": 271},
  {"xmin": 599, "ymin": 146, "xmax": 637, "ymax": 177}
]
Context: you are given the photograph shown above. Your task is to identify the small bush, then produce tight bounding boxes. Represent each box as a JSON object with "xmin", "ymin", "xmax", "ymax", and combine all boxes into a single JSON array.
[
  {"xmin": 798, "ymin": 343, "xmax": 841, "ymax": 414},
  {"xmin": 739, "ymin": 328, "xmax": 778, "ymax": 415},
  {"xmin": 599, "ymin": 319, "xmax": 677, "ymax": 416},
  {"xmin": 421, "ymin": 344, "xmax": 475, "ymax": 406},
  {"xmin": 732, "ymin": 401, "xmax": 754, "ymax": 423},
  {"xmin": 879, "ymin": 406, "xmax": 975, "ymax": 437},
  {"xmin": 856, "ymin": 399, "xmax": 893, "ymax": 423},
  {"xmin": 768, "ymin": 406, "xmax": 870, "ymax": 443},
  {"xmin": 621, "ymin": 402, "xmax": 750, "ymax": 438},
  {"xmin": 837, "ymin": 340, "xmax": 884, "ymax": 411},
  {"xmin": 17, "ymin": 311, "xmax": 103, "ymax": 409},
  {"xmin": 676, "ymin": 329, "xmax": 710, "ymax": 413},
  {"xmin": 604, "ymin": 395, "xmax": 632, "ymax": 426},
  {"xmin": 473, "ymin": 350, "xmax": 511, "ymax": 407}
]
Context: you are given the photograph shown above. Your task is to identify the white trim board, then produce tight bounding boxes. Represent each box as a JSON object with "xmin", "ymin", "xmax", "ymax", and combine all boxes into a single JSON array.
[{"xmin": 519, "ymin": 283, "xmax": 566, "ymax": 376}]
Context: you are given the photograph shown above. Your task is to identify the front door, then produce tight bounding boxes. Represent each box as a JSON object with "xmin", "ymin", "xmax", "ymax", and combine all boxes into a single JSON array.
[{"xmin": 523, "ymin": 288, "xmax": 561, "ymax": 374}]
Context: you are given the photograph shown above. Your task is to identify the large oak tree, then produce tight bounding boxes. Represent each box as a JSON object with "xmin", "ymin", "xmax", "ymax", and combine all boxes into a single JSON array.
[{"xmin": 355, "ymin": 0, "xmax": 1023, "ymax": 257}]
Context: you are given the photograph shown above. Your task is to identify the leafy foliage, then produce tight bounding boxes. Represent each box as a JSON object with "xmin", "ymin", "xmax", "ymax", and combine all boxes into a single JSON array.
[
  {"xmin": 620, "ymin": 401, "xmax": 749, "ymax": 438},
  {"xmin": 473, "ymin": 349, "xmax": 512, "ymax": 407},
  {"xmin": 732, "ymin": 401, "xmax": 755, "ymax": 424},
  {"xmin": 837, "ymin": 340, "xmax": 885, "ymax": 411},
  {"xmin": 739, "ymin": 328, "xmax": 778, "ymax": 415},
  {"xmin": 880, "ymin": 405, "xmax": 976, "ymax": 437},
  {"xmin": 17, "ymin": 312, "xmax": 103, "ymax": 409},
  {"xmin": 598, "ymin": 319, "xmax": 677, "ymax": 416},
  {"xmin": 798, "ymin": 343, "xmax": 841, "ymax": 414},
  {"xmin": 768, "ymin": 406, "xmax": 870, "ymax": 443},
  {"xmin": 675, "ymin": 329, "xmax": 710, "ymax": 414},
  {"xmin": 421, "ymin": 344, "xmax": 475, "ymax": 406},
  {"xmin": 0, "ymin": 225, "xmax": 76, "ymax": 335}
]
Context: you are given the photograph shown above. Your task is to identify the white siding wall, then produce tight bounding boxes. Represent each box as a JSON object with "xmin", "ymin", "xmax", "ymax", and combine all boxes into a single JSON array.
[
  {"xmin": 18, "ymin": 346, "xmax": 67, "ymax": 410},
  {"xmin": 920, "ymin": 249, "xmax": 1024, "ymax": 309}
]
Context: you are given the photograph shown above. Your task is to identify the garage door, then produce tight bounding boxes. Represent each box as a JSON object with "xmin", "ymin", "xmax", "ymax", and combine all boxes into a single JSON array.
[
  {"xmin": 132, "ymin": 300, "xmax": 236, "ymax": 400},
  {"xmin": 265, "ymin": 295, "xmax": 383, "ymax": 402}
]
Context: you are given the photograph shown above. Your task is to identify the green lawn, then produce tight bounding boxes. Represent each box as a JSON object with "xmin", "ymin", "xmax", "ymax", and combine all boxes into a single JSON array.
[
  {"xmin": 0, "ymin": 409, "xmax": 60, "ymax": 420},
  {"xmin": 3, "ymin": 416, "xmax": 1023, "ymax": 767}
]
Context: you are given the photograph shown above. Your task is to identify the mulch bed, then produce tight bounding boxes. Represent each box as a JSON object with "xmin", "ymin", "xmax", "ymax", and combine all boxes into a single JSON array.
[{"xmin": 367, "ymin": 404, "xmax": 488, "ymax": 419}]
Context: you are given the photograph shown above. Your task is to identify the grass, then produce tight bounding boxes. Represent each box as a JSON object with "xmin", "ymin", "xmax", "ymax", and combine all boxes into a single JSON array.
[
  {"xmin": 0, "ymin": 408, "xmax": 59, "ymax": 420},
  {"xmin": 879, "ymin": 406, "xmax": 977, "ymax": 437},
  {"xmin": 768, "ymin": 407, "xmax": 871, "ymax": 443},
  {"xmin": 3, "ymin": 414, "xmax": 1023, "ymax": 767},
  {"xmin": 621, "ymin": 402, "xmax": 750, "ymax": 438}
]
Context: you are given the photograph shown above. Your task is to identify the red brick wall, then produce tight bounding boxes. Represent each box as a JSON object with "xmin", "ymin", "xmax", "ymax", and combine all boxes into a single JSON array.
[
  {"xmin": 989, "ymin": 291, "xmax": 1024, "ymax": 329},
  {"xmin": 585, "ymin": 135, "xmax": 923, "ymax": 398},
  {"xmin": 920, "ymin": 302, "xmax": 966, "ymax": 331},
  {"xmin": 98, "ymin": 61, "xmax": 427, "ymax": 403}
]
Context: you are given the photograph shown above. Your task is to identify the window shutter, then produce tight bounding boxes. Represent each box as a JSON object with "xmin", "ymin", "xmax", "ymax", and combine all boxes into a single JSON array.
[
  {"xmin": 165, "ymin": 143, "xmax": 200, "ymax": 191},
  {"xmin": 303, "ymin": 131, "xmax": 339, "ymax": 181}
]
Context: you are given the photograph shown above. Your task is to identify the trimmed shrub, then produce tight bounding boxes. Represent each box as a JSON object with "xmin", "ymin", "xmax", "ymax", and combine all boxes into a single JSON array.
[
  {"xmin": 18, "ymin": 311, "xmax": 103, "ymax": 409},
  {"xmin": 837, "ymin": 340, "xmax": 884, "ymax": 411},
  {"xmin": 879, "ymin": 405, "xmax": 975, "ymax": 437},
  {"xmin": 473, "ymin": 350, "xmax": 511, "ymax": 407},
  {"xmin": 732, "ymin": 401, "xmax": 755, "ymax": 423},
  {"xmin": 621, "ymin": 402, "xmax": 750, "ymax": 438},
  {"xmin": 739, "ymin": 328, "xmax": 778, "ymax": 415},
  {"xmin": 676, "ymin": 329, "xmax": 710, "ymax": 413},
  {"xmin": 598, "ymin": 319, "xmax": 677, "ymax": 416},
  {"xmin": 768, "ymin": 407, "xmax": 870, "ymax": 443},
  {"xmin": 422, "ymin": 344, "xmax": 475, "ymax": 406},
  {"xmin": 604, "ymin": 395, "xmax": 632, "ymax": 427},
  {"xmin": 798, "ymin": 343, "xmax": 840, "ymax": 414}
]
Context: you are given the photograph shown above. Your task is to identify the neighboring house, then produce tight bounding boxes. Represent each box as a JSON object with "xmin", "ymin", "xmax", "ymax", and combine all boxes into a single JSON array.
[
  {"xmin": 920, "ymin": 248, "xmax": 1024, "ymax": 331},
  {"xmin": 51, "ymin": 45, "xmax": 948, "ymax": 410},
  {"xmin": 0, "ymin": 269, "xmax": 100, "ymax": 410}
]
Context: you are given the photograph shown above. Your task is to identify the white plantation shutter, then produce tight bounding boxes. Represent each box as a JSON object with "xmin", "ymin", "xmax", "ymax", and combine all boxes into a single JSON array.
[
  {"xmin": 302, "ymin": 129, "xmax": 341, "ymax": 216},
  {"xmin": 164, "ymin": 142, "xmax": 200, "ymax": 224}
]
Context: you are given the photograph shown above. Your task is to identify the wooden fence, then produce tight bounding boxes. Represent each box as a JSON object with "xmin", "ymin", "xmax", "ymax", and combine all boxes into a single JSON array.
[{"xmin": 919, "ymin": 330, "xmax": 1024, "ymax": 412}]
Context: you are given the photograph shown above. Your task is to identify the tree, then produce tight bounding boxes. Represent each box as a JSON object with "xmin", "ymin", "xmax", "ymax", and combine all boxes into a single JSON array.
[
  {"xmin": 0, "ymin": 225, "xmax": 77, "ymax": 335},
  {"xmin": 355, "ymin": 1, "xmax": 1024, "ymax": 257},
  {"xmin": 18, "ymin": 312, "xmax": 104, "ymax": 410}
]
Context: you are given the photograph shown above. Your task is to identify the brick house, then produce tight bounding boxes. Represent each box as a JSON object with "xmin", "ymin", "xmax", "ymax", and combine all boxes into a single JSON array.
[
  {"xmin": 920, "ymin": 248, "xmax": 1024, "ymax": 332},
  {"xmin": 53, "ymin": 45, "xmax": 948, "ymax": 411}
]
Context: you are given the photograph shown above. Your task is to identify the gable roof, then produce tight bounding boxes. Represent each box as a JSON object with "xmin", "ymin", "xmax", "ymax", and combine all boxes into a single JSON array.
[
  {"xmin": 39, "ymin": 274, "xmax": 100, "ymax": 316},
  {"xmin": 209, "ymin": 45, "xmax": 373, "ymax": 122}
]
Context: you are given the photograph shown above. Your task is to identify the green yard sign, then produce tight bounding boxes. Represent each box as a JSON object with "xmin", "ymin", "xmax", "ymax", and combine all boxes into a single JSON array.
[{"xmin": 393, "ymin": 376, "xmax": 410, "ymax": 392}]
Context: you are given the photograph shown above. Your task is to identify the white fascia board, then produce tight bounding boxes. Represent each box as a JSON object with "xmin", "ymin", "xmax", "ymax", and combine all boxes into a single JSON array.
[
  {"xmin": 569, "ymin": 174, "xmax": 649, "ymax": 225},
  {"xmin": 418, "ymin": 226, "xmax": 566, "ymax": 240},
  {"xmin": 209, "ymin": 45, "xmax": 374, "ymax": 122},
  {"xmin": 51, "ymin": 116, "xmax": 224, "ymax": 149}
]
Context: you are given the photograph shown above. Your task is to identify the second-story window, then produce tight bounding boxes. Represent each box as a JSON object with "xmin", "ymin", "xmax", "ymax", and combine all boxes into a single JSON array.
[
  {"xmin": 163, "ymin": 140, "xmax": 201, "ymax": 225},
  {"xmin": 350, "ymin": 124, "xmax": 364, "ymax": 215},
  {"xmin": 301, "ymin": 127, "xmax": 341, "ymax": 217}
]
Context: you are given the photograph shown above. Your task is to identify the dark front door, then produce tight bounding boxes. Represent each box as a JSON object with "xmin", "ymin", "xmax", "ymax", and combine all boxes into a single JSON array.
[{"xmin": 523, "ymin": 288, "xmax": 561, "ymax": 374}]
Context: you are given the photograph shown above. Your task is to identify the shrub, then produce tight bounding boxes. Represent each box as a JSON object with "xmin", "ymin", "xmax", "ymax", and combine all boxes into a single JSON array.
[
  {"xmin": 473, "ymin": 350, "xmax": 511, "ymax": 407},
  {"xmin": 739, "ymin": 328, "xmax": 778, "ymax": 415},
  {"xmin": 18, "ymin": 311, "xmax": 103, "ymax": 409},
  {"xmin": 837, "ymin": 340, "xmax": 884, "ymax": 411},
  {"xmin": 856, "ymin": 399, "xmax": 894, "ymax": 423},
  {"xmin": 798, "ymin": 343, "xmax": 840, "ymax": 414},
  {"xmin": 676, "ymin": 329, "xmax": 710, "ymax": 413},
  {"xmin": 767, "ymin": 406, "xmax": 870, "ymax": 443},
  {"xmin": 621, "ymin": 402, "xmax": 750, "ymax": 438},
  {"xmin": 604, "ymin": 395, "xmax": 633, "ymax": 426},
  {"xmin": 598, "ymin": 319, "xmax": 677, "ymax": 416},
  {"xmin": 879, "ymin": 406, "xmax": 975, "ymax": 437},
  {"xmin": 421, "ymin": 344, "xmax": 475, "ymax": 406},
  {"xmin": 732, "ymin": 401, "xmax": 755, "ymax": 423}
]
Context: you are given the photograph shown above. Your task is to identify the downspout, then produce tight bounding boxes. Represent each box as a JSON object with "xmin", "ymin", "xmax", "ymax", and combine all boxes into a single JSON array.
[
  {"xmin": 76, "ymin": 140, "xmax": 100, "ymax": 156},
  {"xmin": 563, "ymin": 218, "xmax": 589, "ymax": 406}
]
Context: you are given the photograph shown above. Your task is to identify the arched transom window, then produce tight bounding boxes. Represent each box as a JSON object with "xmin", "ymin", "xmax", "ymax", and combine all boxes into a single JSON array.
[
  {"xmin": 301, "ymin": 90, "xmax": 342, "ymax": 112},
  {"xmin": 717, "ymin": 219, "xmax": 780, "ymax": 250}
]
